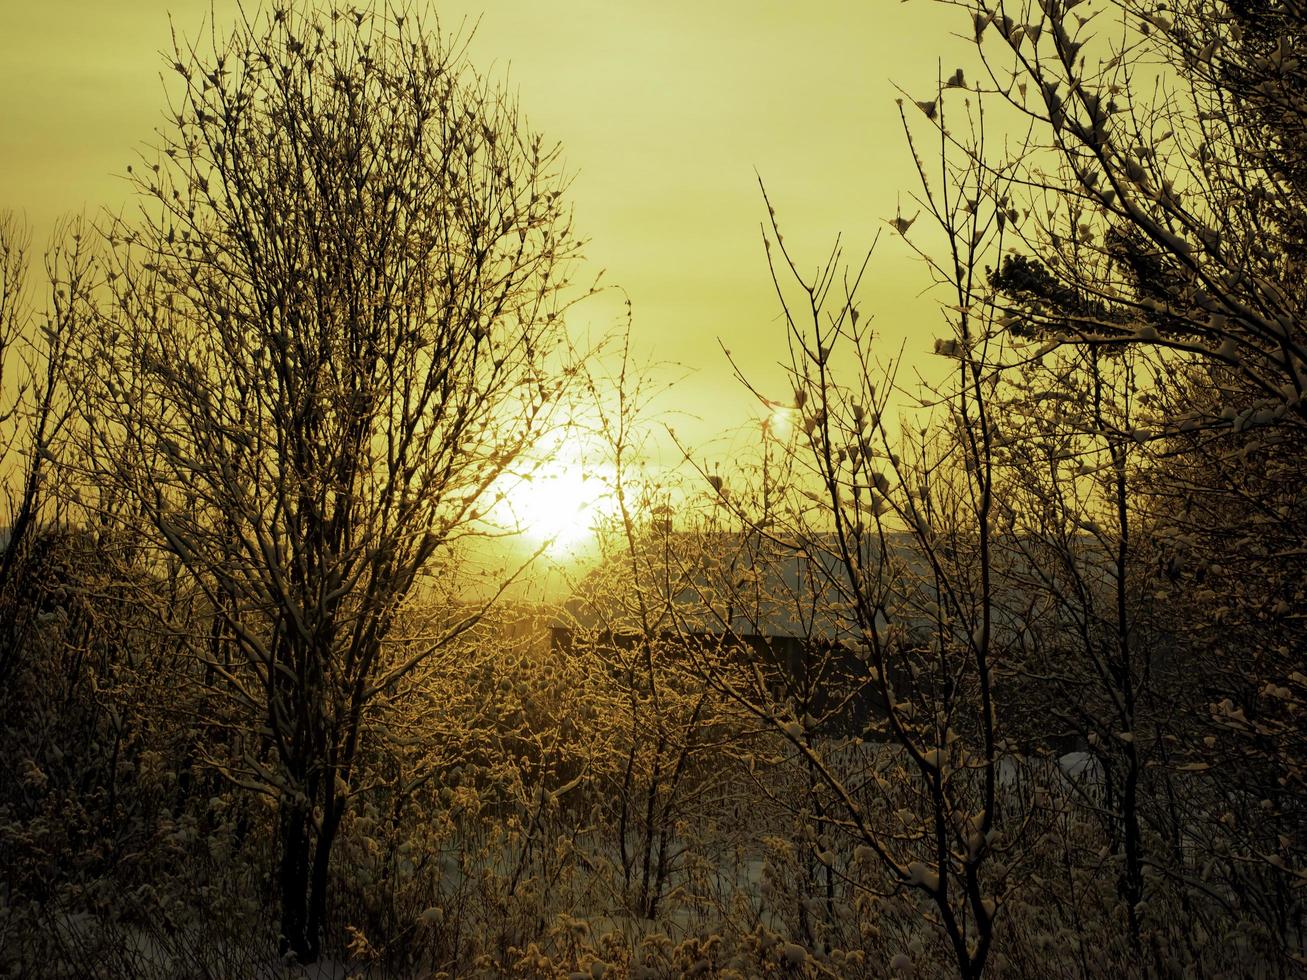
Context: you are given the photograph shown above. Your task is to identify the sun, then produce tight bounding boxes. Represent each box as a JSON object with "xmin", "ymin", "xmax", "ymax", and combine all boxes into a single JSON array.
[{"xmin": 497, "ymin": 459, "xmax": 613, "ymax": 553}]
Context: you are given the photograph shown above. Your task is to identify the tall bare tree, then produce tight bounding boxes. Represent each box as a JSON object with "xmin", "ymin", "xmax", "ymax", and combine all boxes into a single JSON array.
[{"xmin": 73, "ymin": 2, "xmax": 587, "ymax": 962}]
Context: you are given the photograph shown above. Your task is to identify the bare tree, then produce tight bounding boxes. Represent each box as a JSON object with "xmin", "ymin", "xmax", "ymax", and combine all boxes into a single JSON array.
[
  {"xmin": 558, "ymin": 335, "xmax": 738, "ymax": 921},
  {"xmin": 928, "ymin": 0, "xmax": 1307, "ymax": 965},
  {"xmin": 0, "ymin": 213, "xmax": 85, "ymax": 682},
  {"xmin": 72, "ymin": 2, "xmax": 587, "ymax": 962},
  {"xmin": 682, "ymin": 143, "xmax": 1034, "ymax": 973},
  {"xmin": 988, "ymin": 337, "xmax": 1175, "ymax": 961}
]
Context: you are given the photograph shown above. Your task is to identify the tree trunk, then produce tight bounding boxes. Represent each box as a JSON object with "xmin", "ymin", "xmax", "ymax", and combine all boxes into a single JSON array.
[
  {"xmin": 278, "ymin": 800, "xmax": 315, "ymax": 963},
  {"xmin": 305, "ymin": 799, "xmax": 344, "ymax": 961}
]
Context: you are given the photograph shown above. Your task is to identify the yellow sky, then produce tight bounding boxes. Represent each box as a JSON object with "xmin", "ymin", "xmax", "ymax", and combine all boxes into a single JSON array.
[{"xmin": 1, "ymin": 0, "xmax": 975, "ymax": 457}]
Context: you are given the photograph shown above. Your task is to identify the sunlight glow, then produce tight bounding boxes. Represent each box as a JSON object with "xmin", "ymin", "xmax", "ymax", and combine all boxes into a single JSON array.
[{"xmin": 497, "ymin": 458, "xmax": 615, "ymax": 555}]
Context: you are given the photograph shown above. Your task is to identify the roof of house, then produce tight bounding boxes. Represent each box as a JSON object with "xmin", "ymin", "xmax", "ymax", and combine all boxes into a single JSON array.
[
  {"xmin": 550, "ymin": 524, "xmax": 1111, "ymax": 647},
  {"xmin": 552, "ymin": 529, "xmax": 928, "ymax": 643}
]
